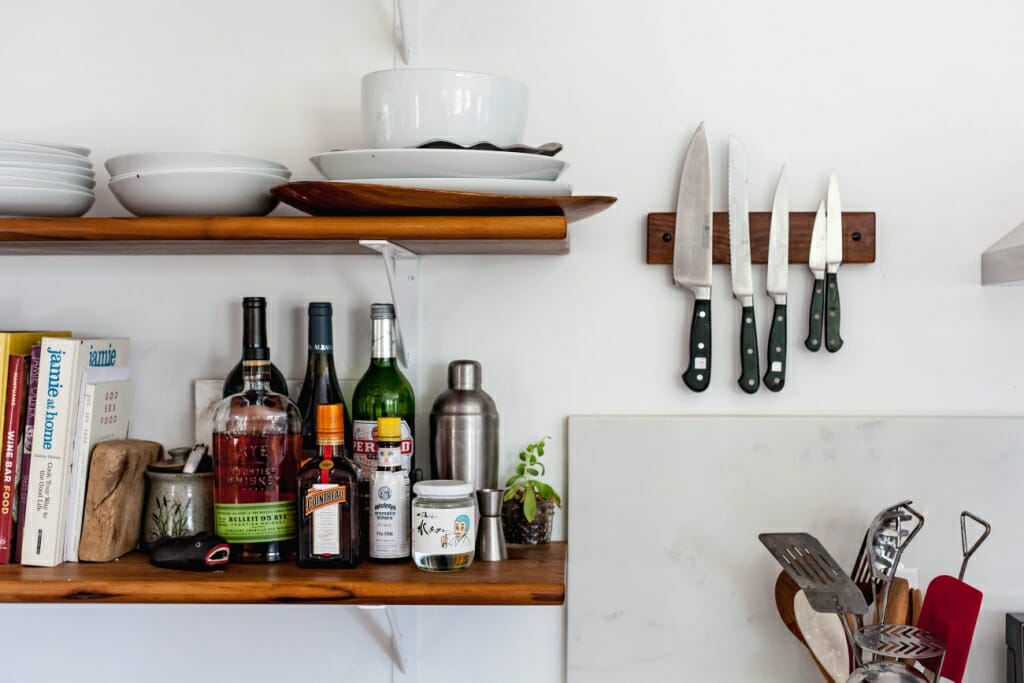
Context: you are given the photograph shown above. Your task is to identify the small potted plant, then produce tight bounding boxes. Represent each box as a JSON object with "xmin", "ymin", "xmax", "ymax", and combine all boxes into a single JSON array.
[{"xmin": 502, "ymin": 436, "xmax": 562, "ymax": 545}]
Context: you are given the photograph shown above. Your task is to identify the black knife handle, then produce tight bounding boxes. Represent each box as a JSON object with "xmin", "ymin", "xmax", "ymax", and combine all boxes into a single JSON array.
[
  {"xmin": 764, "ymin": 303, "xmax": 787, "ymax": 392},
  {"xmin": 738, "ymin": 305, "xmax": 760, "ymax": 394},
  {"xmin": 682, "ymin": 298, "xmax": 712, "ymax": 392},
  {"xmin": 804, "ymin": 277, "xmax": 825, "ymax": 351},
  {"xmin": 825, "ymin": 272, "xmax": 843, "ymax": 353}
]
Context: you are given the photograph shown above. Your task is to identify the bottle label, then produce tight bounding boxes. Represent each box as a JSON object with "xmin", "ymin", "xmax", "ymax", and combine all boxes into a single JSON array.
[
  {"xmin": 353, "ymin": 420, "xmax": 414, "ymax": 477},
  {"xmin": 215, "ymin": 501, "xmax": 296, "ymax": 544},
  {"xmin": 412, "ymin": 502, "xmax": 475, "ymax": 556},
  {"xmin": 377, "ymin": 444, "xmax": 401, "ymax": 468},
  {"xmin": 370, "ymin": 471, "xmax": 410, "ymax": 558},
  {"xmin": 306, "ymin": 484, "xmax": 345, "ymax": 556}
]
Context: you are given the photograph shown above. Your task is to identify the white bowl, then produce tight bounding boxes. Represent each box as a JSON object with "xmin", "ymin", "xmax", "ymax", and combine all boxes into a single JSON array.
[
  {"xmin": 110, "ymin": 165, "xmax": 291, "ymax": 182},
  {"xmin": 0, "ymin": 150, "xmax": 92, "ymax": 169},
  {"xmin": 361, "ymin": 68, "xmax": 529, "ymax": 149},
  {"xmin": 105, "ymin": 151, "xmax": 288, "ymax": 178},
  {"xmin": 0, "ymin": 160, "xmax": 95, "ymax": 177},
  {"xmin": 0, "ymin": 174, "xmax": 96, "ymax": 193},
  {"xmin": 0, "ymin": 166, "xmax": 96, "ymax": 189},
  {"xmin": 0, "ymin": 186, "xmax": 94, "ymax": 217},
  {"xmin": 108, "ymin": 168, "xmax": 284, "ymax": 216},
  {"xmin": 0, "ymin": 139, "xmax": 90, "ymax": 157}
]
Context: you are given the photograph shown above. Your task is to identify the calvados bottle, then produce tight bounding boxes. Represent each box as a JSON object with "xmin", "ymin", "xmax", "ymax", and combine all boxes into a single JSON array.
[
  {"xmin": 222, "ymin": 297, "xmax": 290, "ymax": 398},
  {"xmin": 351, "ymin": 303, "xmax": 415, "ymax": 553},
  {"xmin": 296, "ymin": 302, "xmax": 351, "ymax": 460},
  {"xmin": 211, "ymin": 356, "xmax": 302, "ymax": 563},
  {"xmin": 296, "ymin": 404, "xmax": 360, "ymax": 568},
  {"xmin": 370, "ymin": 417, "xmax": 410, "ymax": 562}
]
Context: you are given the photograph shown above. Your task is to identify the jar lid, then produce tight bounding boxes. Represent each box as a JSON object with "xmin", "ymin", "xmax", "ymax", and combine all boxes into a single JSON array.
[{"xmin": 414, "ymin": 479, "xmax": 473, "ymax": 497}]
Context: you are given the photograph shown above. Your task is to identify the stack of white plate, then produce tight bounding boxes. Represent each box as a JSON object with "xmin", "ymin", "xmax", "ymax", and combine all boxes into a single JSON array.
[
  {"xmin": 105, "ymin": 152, "xmax": 291, "ymax": 216},
  {"xmin": 0, "ymin": 139, "xmax": 96, "ymax": 217},
  {"xmin": 309, "ymin": 148, "xmax": 571, "ymax": 196}
]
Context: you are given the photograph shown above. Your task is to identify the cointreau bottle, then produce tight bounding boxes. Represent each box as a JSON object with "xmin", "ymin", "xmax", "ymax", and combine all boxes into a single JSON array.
[{"xmin": 296, "ymin": 403, "xmax": 360, "ymax": 568}]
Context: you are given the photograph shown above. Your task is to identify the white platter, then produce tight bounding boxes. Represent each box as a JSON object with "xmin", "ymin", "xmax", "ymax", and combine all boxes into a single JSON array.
[
  {"xmin": 0, "ymin": 150, "xmax": 92, "ymax": 169},
  {"xmin": 105, "ymin": 151, "xmax": 288, "ymax": 177},
  {"xmin": 311, "ymin": 148, "xmax": 567, "ymax": 182},
  {"xmin": 0, "ymin": 166, "xmax": 96, "ymax": 189},
  {"xmin": 109, "ymin": 168, "xmax": 282, "ymax": 216},
  {"xmin": 0, "ymin": 139, "xmax": 91, "ymax": 157},
  {"xmin": 0, "ymin": 186, "xmax": 95, "ymax": 217},
  {"xmin": 338, "ymin": 177, "xmax": 572, "ymax": 196},
  {"xmin": 0, "ymin": 161, "xmax": 95, "ymax": 177}
]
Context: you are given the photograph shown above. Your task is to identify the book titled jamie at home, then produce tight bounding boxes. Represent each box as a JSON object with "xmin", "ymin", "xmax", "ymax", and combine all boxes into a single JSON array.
[{"xmin": 21, "ymin": 338, "xmax": 129, "ymax": 567}]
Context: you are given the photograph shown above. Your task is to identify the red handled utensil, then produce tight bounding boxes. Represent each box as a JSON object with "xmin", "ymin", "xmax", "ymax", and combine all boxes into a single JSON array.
[{"xmin": 916, "ymin": 511, "xmax": 991, "ymax": 683}]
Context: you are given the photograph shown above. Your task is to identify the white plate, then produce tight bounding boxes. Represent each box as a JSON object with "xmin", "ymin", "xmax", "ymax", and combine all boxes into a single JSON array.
[
  {"xmin": 0, "ymin": 174, "xmax": 96, "ymax": 193},
  {"xmin": 0, "ymin": 160, "xmax": 95, "ymax": 177},
  {"xmin": 0, "ymin": 150, "xmax": 92, "ymax": 169},
  {"xmin": 339, "ymin": 177, "xmax": 572, "ymax": 196},
  {"xmin": 0, "ymin": 186, "xmax": 94, "ymax": 217},
  {"xmin": 110, "ymin": 166, "xmax": 291, "ymax": 182},
  {"xmin": 0, "ymin": 138, "xmax": 90, "ymax": 157},
  {"xmin": 0, "ymin": 166, "xmax": 96, "ymax": 189},
  {"xmin": 0, "ymin": 140, "xmax": 88, "ymax": 159},
  {"xmin": 109, "ymin": 168, "xmax": 283, "ymax": 216},
  {"xmin": 105, "ymin": 151, "xmax": 288, "ymax": 177},
  {"xmin": 311, "ymin": 148, "xmax": 567, "ymax": 181}
]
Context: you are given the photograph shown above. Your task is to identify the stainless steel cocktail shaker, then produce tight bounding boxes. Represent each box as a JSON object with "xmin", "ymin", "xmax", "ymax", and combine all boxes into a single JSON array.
[{"xmin": 429, "ymin": 360, "xmax": 499, "ymax": 490}]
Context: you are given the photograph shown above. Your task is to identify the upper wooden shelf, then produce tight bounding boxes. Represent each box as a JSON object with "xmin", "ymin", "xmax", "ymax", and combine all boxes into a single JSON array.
[
  {"xmin": 0, "ymin": 215, "xmax": 574, "ymax": 256},
  {"xmin": 0, "ymin": 542, "xmax": 565, "ymax": 606}
]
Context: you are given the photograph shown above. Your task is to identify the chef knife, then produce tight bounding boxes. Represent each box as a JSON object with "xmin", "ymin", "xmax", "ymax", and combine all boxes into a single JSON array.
[
  {"xmin": 763, "ymin": 166, "xmax": 789, "ymax": 391},
  {"xmin": 804, "ymin": 200, "xmax": 826, "ymax": 351},
  {"xmin": 673, "ymin": 123, "xmax": 713, "ymax": 392},
  {"xmin": 728, "ymin": 136, "xmax": 759, "ymax": 394},
  {"xmin": 825, "ymin": 172, "xmax": 844, "ymax": 352}
]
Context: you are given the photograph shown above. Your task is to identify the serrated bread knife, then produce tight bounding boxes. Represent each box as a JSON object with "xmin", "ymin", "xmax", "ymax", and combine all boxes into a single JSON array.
[
  {"xmin": 764, "ymin": 166, "xmax": 789, "ymax": 391},
  {"xmin": 673, "ymin": 123, "xmax": 713, "ymax": 392},
  {"xmin": 805, "ymin": 200, "xmax": 827, "ymax": 351},
  {"xmin": 727, "ymin": 136, "xmax": 759, "ymax": 394},
  {"xmin": 825, "ymin": 172, "xmax": 844, "ymax": 352}
]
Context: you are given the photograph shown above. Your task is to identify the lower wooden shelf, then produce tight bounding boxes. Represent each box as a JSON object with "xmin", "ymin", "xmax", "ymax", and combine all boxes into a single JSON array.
[{"xmin": 0, "ymin": 542, "xmax": 565, "ymax": 606}]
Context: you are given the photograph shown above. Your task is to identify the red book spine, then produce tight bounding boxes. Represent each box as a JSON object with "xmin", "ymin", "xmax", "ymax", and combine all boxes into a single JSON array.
[
  {"xmin": 0, "ymin": 354, "xmax": 28, "ymax": 563},
  {"xmin": 13, "ymin": 345, "xmax": 41, "ymax": 563}
]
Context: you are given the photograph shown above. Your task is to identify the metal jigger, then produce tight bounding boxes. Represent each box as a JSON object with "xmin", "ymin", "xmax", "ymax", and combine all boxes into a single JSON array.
[{"xmin": 476, "ymin": 489, "xmax": 507, "ymax": 561}]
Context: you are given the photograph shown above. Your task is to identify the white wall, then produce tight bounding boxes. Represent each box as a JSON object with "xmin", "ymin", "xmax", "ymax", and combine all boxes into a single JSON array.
[{"xmin": 2, "ymin": 0, "xmax": 1023, "ymax": 680}]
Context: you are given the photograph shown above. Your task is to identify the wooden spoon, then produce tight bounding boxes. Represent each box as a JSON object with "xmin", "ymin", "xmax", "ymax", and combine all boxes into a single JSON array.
[
  {"xmin": 774, "ymin": 571, "xmax": 842, "ymax": 682},
  {"xmin": 882, "ymin": 577, "xmax": 910, "ymax": 626}
]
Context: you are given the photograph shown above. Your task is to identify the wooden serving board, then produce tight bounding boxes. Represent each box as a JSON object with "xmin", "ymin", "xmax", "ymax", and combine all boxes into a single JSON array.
[{"xmin": 646, "ymin": 211, "xmax": 875, "ymax": 264}]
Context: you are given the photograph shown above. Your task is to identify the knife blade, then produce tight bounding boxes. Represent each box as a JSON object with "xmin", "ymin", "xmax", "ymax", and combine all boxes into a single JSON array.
[
  {"xmin": 673, "ymin": 123, "xmax": 713, "ymax": 392},
  {"xmin": 804, "ymin": 200, "xmax": 827, "ymax": 351},
  {"xmin": 764, "ymin": 165, "xmax": 789, "ymax": 392},
  {"xmin": 825, "ymin": 172, "xmax": 844, "ymax": 352},
  {"xmin": 728, "ymin": 136, "xmax": 759, "ymax": 394}
]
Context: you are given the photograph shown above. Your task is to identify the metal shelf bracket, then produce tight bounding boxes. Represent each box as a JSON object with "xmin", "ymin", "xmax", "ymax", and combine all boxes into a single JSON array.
[
  {"xmin": 359, "ymin": 240, "xmax": 420, "ymax": 384},
  {"xmin": 358, "ymin": 604, "xmax": 419, "ymax": 681}
]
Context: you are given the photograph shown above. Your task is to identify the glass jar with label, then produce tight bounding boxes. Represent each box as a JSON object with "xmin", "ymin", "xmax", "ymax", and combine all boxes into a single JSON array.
[{"xmin": 411, "ymin": 480, "xmax": 476, "ymax": 572}]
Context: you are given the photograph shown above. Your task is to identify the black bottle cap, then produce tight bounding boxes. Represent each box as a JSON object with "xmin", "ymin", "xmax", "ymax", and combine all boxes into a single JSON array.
[
  {"xmin": 308, "ymin": 301, "xmax": 332, "ymax": 316},
  {"xmin": 242, "ymin": 297, "xmax": 267, "ymax": 308}
]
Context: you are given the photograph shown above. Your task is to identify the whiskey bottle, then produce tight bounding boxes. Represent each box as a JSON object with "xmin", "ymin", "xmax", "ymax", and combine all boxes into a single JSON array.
[
  {"xmin": 222, "ymin": 296, "xmax": 290, "ymax": 398},
  {"xmin": 369, "ymin": 417, "xmax": 410, "ymax": 562},
  {"xmin": 297, "ymin": 403, "xmax": 360, "ymax": 568},
  {"xmin": 296, "ymin": 302, "xmax": 351, "ymax": 460},
  {"xmin": 212, "ymin": 357, "xmax": 302, "ymax": 563}
]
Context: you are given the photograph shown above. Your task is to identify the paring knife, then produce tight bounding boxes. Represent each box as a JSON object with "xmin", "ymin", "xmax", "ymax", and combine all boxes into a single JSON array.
[
  {"xmin": 727, "ymin": 137, "xmax": 759, "ymax": 394},
  {"xmin": 673, "ymin": 123, "xmax": 713, "ymax": 392},
  {"xmin": 804, "ymin": 200, "xmax": 826, "ymax": 351},
  {"xmin": 764, "ymin": 166, "xmax": 789, "ymax": 391},
  {"xmin": 825, "ymin": 172, "xmax": 844, "ymax": 352}
]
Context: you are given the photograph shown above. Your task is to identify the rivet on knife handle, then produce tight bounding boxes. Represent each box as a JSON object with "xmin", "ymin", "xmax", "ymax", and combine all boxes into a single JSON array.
[
  {"xmin": 825, "ymin": 272, "xmax": 843, "ymax": 352},
  {"xmin": 683, "ymin": 299, "xmax": 712, "ymax": 392},
  {"xmin": 805, "ymin": 278, "xmax": 825, "ymax": 351},
  {"xmin": 738, "ymin": 305, "xmax": 759, "ymax": 393},
  {"xmin": 764, "ymin": 303, "xmax": 787, "ymax": 391}
]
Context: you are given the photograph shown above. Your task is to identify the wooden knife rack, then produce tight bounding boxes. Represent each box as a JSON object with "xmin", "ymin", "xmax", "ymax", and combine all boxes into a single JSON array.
[{"xmin": 645, "ymin": 211, "xmax": 876, "ymax": 264}]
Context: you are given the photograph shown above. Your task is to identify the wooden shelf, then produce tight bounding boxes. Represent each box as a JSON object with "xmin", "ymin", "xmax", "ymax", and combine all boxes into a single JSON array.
[
  {"xmin": 0, "ymin": 215, "xmax": 573, "ymax": 255},
  {"xmin": 646, "ymin": 211, "xmax": 876, "ymax": 264},
  {"xmin": 0, "ymin": 542, "xmax": 565, "ymax": 606}
]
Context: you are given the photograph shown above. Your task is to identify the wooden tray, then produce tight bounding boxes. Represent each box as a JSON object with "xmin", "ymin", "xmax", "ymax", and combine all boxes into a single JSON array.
[{"xmin": 273, "ymin": 181, "xmax": 617, "ymax": 223}]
